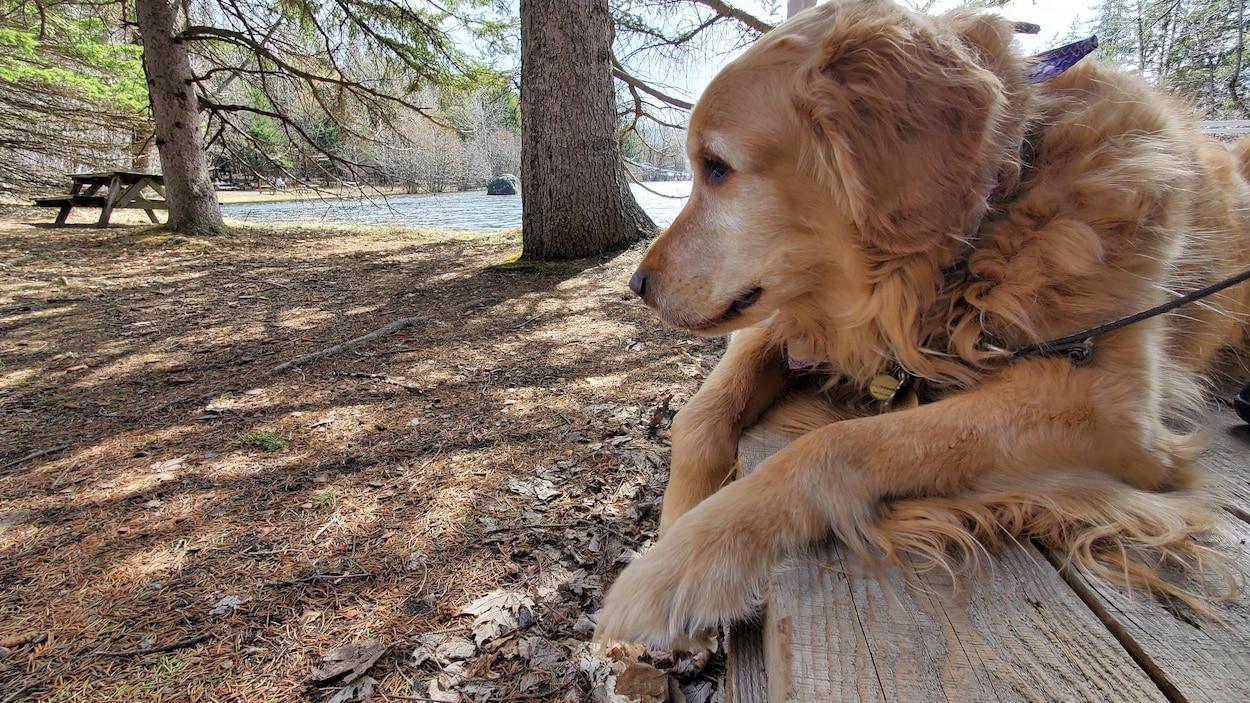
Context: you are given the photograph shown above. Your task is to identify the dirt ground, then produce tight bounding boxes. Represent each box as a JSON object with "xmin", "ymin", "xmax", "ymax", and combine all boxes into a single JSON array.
[{"xmin": 0, "ymin": 207, "xmax": 726, "ymax": 702}]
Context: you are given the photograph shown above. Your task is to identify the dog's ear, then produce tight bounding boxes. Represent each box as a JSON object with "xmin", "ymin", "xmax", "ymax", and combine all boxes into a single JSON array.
[{"xmin": 796, "ymin": 8, "xmax": 1010, "ymax": 254}]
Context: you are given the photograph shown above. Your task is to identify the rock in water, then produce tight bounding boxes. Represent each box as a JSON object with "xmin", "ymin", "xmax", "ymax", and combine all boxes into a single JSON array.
[{"xmin": 487, "ymin": 174, "xmax": 519, "ymax": 195}]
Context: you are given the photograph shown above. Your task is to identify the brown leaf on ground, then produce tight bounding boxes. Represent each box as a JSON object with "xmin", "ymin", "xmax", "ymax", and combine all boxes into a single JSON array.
[
  {"xmin": 327, "ymin": 675, "xmax": 378, "ymax": 703},
  {"xmin": 615, "ymin": 659, "xmax": 670, "ymax": 701},
  {"xmin": 306, "ymin": 639, "xmax": 388, "ymax": 684}
]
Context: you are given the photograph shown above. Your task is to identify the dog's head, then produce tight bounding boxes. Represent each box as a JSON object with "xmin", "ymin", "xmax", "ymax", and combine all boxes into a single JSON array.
[{"xmin": 629, "ymin": 0, "xmax": 1024, "ymax": 336}]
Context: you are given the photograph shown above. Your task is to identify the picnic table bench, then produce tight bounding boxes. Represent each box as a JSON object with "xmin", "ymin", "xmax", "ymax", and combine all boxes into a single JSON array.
[
  {"xmin": 727, "ymin": 400, "xmax": 1250, "ymax": 702},
  {"xmin": 34, "ymin": 171, "xmax": 166, "ymax": 225}
]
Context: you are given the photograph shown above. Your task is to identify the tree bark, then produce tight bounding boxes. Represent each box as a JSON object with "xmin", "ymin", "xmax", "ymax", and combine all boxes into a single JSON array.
[
  {"xmin": 1229, "ymin": 0, "xmax": 1248, "ymax": 117},
  {"xmin": 520, "ymin": 0, "xmax": 655, "ymax": 260},
  {"xmin": 134, "ymin": 0, "xmax": 226, "ymax": 236}
]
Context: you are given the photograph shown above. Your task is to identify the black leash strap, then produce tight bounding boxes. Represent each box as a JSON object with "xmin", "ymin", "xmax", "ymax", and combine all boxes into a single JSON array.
[{"xmin": 1013, "ymin": 266, "xmax": 1250, "ymax": 364}]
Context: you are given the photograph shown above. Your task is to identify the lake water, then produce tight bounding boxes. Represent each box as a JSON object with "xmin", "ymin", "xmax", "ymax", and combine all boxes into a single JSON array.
[{"xmin": 220, "ymin": 181, "xmax": 693, "ymax": 231}]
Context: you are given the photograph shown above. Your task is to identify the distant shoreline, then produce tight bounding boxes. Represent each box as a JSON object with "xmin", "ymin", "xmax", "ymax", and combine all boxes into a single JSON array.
[{"xmin": 215, "ymin": 185, "xmax": 485, "ymax": 205}]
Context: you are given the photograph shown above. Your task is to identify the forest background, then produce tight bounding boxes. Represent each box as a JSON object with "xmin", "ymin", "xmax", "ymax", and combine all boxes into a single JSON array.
[{"xmin": 1, "ymin": 0, "xmax": 1246, "ymax": 204}]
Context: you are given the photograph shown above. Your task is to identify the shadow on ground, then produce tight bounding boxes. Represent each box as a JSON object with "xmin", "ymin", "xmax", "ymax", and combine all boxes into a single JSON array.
[{"xmin": 0, "ymin": 214, "xmax": 724, "ymax": 701}]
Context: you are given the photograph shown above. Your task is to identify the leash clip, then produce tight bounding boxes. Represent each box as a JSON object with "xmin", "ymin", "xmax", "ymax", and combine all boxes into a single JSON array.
[
  {"xmin": 1053, "ymin": 338, "xmax": 1094, "ymax": 365},
  {"xmin": 1013, "ymin": 337, "xmax": 1094, "ymax": 366}
]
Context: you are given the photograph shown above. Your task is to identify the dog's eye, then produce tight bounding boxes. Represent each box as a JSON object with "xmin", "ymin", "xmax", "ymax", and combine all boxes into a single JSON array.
[{"xmin": 703, "ymin": 158, "xmax": 732, "ymax": 184}]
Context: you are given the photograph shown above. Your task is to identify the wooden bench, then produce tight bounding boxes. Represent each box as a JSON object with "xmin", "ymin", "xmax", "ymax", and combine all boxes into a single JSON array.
[
  {"xmin": 34, "ymin": 171, "xmax": 166, "ymax": 225},
  {"xmin": 727, "ymin": 402, "xmax": 1250, "ymax": 702},
  {"xmin": 32, "ymin": 195, "xmax": 108, "ymax": 225}
]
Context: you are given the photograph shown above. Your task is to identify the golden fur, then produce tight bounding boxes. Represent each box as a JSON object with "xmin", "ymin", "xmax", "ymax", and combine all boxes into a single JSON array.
[{"xmin": 596, "ymin": 0, "xmax": 1250, "ymax": 648}]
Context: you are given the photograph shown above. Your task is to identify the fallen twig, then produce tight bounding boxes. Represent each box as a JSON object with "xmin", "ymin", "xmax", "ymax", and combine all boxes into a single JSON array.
[
  {"xmin": 145, "ymin": 391, "xmax": 217, "ymax": 414},
  {"xmin": 0, "ymin": 254, "xmax": 36, "ymax": 269},
  {"xmin": 334, "ymin": 371, "xmax": 424, "ymax": 392},
  {"xmin": 266, "ymin": 297, "xmax": 494, "ymax": 375},
  {"xmin": 0, "ymin": 632, "xmax": 47, "ymax": 648},
  {"xmin": 1, "ymin": 443, "xmax": 71, "ymax": 472},
  {"xmin": 90, "ymin": 633, "xmax": 211, "ymax": 658},
  {"xmin": 263, "ymin": 572, "xmax": 372, "ymax": 587},
  {"xmin": 485, "ymin": 519, "xmax": 642, "ymax": 546},
  {"xmin": 0, "ymin": 682, "xmax": 43, "ymax": 703}
]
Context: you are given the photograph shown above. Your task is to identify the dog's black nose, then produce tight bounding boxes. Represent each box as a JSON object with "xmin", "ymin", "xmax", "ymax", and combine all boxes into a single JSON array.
[{"xmin": 629, "ymin": 269, "xmax": 649, "ymax": 299}]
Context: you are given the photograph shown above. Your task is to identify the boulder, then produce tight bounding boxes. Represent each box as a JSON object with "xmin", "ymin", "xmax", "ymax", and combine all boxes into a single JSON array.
[{"xmin": 487, "ymin": 174, "xmax": 519, "ymax": 195}]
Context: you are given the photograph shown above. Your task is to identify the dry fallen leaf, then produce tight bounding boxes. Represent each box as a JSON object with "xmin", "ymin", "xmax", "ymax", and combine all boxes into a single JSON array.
[
  {"xmin": 614, "ymin": 660, "xmax": 668, "ymax": 701},
  {"xmin": 306, "ymin": 639, "xmax": 388, "ymax": 685},
  {"xmin": 327, "ymin": 675, "xmax": 377, "ymax": 703},
  {"xmin": 427, "ymin": 676, "xmax": 461, "ymax": 703},
  {"xmin": 458, "ymin": 589, "xmax": 534, "ymax": 645},
  {"xmin": 508, "ymin": 477, "xmax": 558, "ymax": 501},
  {"xmin": 434, "ymin": 636, "xmax": 476, "ymax": 663}
]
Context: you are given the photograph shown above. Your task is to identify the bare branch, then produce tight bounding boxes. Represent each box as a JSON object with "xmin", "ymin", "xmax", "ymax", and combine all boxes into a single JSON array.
[
  {"xmin": 690, "ymin": 0, "xmax": 775, "ymax": 34},
  {"xmin": 611, "ymin": 63, "xmax": 694, "ymax": 110}
]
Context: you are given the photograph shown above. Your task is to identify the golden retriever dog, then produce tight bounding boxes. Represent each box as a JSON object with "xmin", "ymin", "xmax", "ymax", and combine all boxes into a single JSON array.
[{"xmin": 596, "ymin": 0, "xmax": 1250, "ymax": 648}]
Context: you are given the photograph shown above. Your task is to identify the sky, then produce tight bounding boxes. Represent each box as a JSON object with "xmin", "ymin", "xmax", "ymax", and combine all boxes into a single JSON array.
[{"xmin": 679, "ymin": 0, "xmax": 1101, "ymax": 99}]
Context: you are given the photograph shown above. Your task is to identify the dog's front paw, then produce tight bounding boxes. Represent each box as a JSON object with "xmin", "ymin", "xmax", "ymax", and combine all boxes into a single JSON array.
[{"xmin": 594, "ymin": 525, "xmax": 763, "ymax": 649}]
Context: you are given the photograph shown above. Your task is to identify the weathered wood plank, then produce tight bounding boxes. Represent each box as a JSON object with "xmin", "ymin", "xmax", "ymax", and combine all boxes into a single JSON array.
[
  {"xmin": 33, "ymin": 195, "xmax": 107, "ymax": 207},
  {"xmin": 1042, "ymin": 401, "xmax": 1250, "ymax": 703},
  {"xmin": 726, "ymin": 426, "xmax": 789, "ymax": 703},
  {"xmin": 728, "ymin": 425, "xmax": 1178, "ymax": 702},
  {"xmin": 124, "ymin": 197, "xmax": 168, "ymax": 210},
  {"xmin": 1055, "ymin": 516, "xmax": 1250, "ymax": 703},
  {"xmin": 726, "ymin": 618, "xmax": 768, "ymax": 703},
  {"xmin": 760, "ymin": 539, "xmax": 1169, "ymax": 703},
  {"xmin": 1198, "ymin": 400, "xmax": 1250, "ymax": 517}
]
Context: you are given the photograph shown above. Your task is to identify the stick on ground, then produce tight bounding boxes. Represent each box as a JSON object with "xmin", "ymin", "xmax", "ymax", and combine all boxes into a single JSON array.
[
  {"xmin": 266, "ymin": 297, "xmax": 494, "ymax": 375},
  {"xmin": 90, "ymin": 633, "xmax": 211, "ymax": 658},
  {"xmin": 1, "ymin": 443, "xmax": 71, "ymax": 472}
]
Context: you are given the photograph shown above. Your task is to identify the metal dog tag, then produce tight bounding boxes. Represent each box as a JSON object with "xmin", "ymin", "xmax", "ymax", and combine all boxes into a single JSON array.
[
  {"xmin": 868, "ymin": 375, "xmax": 901, "ymax": 402},
  {"xmin": 890, "ymin": 388, "xmax": 920, "ymax": 411},
  {"xmin": 869, "ymin": 372, "xmax": 920, "ymax": 412}
]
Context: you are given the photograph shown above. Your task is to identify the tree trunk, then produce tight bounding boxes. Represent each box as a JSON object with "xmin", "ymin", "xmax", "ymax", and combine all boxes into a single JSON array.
[
  {"xmin": 520, "ymin": 0, "xmax": 655, "ymax": 260},
  {"xmin": 1229, "ymin": 0, "xmax": 1248, "ymax": 117},
  {"xmin": 134, "ymin": 0, "xmax": 226, "ymax": 236}
]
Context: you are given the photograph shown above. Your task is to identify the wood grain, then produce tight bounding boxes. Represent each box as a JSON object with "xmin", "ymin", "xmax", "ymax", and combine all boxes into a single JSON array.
[
  {"xmin": 726, "ymin": 406, "xmax": 1250, "ymax": 703},
  {"xmin": 726, "ymin": 619, "xmax": 768, "ymax": 703},
  {"xmin": 1197, "ymin": 401, "xmax": 1250, "ymax": 518},
  {"xmin": 1047, "ymin": 401, "xmax": 1250, "ymax": 703},
  {"xmin": 1055, "ymin": 517, "xmax": 1250, "ymax": 703},
  {"xmin": 760, "ymin": 539, "xmax": 1168, "ymax": 703}
]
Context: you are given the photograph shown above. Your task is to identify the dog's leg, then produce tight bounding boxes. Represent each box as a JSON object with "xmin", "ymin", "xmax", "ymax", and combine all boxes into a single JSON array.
[
  {"xmin": 596, "ymin": 361, "xmax": 1190, "ymax": 648},
  {"xmin": 660, "ymin": 324, "xmax": 788, "ymax": 536}
]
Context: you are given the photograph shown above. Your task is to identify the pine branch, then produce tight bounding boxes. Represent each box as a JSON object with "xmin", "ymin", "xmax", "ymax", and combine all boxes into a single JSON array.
[{"xmin": 690, "ymin": 0, "xmax": 775, "ymax": 34}]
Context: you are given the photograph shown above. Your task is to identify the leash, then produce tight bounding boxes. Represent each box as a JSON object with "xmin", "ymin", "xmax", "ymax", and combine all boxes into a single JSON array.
[
  {"xmin": 972, "ymin": 35, "xmax": 1250, "ymax": 368},
  {"xmin": 1012, "ymin": 266, "xmax": 1250, "ymax": 365},
  {"xmin": 862, "ymin": 268, "xmax": 1250, "ymax": 413},
  {"xmin": 795, "ymin": 35, "xmax": 1250, "ymax": 411}
]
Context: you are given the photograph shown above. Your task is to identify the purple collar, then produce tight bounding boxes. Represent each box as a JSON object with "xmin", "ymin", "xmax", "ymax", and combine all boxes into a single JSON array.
[{"xmin": 1025, "ymin": 36, "xmax": 1099, "ymax": 83}]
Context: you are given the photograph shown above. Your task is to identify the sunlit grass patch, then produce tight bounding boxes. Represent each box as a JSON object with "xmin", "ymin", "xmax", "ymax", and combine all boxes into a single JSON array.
[{"xmin": 238, "ymin": 431, "xmax": 287, "ymax": 452}]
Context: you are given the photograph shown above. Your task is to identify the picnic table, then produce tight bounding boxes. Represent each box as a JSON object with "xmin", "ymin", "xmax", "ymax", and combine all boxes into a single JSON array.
[
  {"xmin": 727, "ymin": 400, "xmax": 1250, "ymax": 702},
  {"xmin": 33, "ymin": 171, "xmax": 167, "ymax": 225}
]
